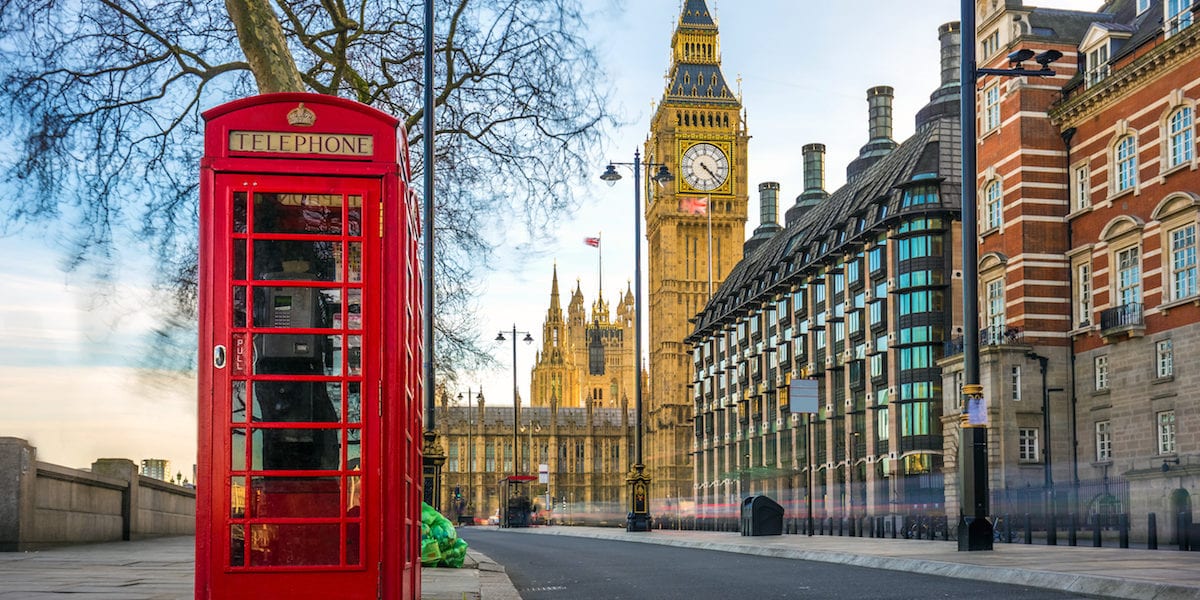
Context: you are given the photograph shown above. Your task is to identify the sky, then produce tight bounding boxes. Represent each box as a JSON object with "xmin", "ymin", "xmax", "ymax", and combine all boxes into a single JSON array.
[{"xmin": 0, "ymin": 0, "xmax": 1101, "ymax": 475}]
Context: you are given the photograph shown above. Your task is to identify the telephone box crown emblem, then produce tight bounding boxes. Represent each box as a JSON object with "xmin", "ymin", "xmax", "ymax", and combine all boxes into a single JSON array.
[{"xmin": 287, "ymin": 103, "xmax": 316, "ymax": 127}]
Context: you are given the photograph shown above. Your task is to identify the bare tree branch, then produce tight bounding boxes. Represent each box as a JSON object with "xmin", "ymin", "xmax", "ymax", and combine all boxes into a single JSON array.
[{"xmin": 0, "ymin": 0, "xmax": 614, "ymax": 386}]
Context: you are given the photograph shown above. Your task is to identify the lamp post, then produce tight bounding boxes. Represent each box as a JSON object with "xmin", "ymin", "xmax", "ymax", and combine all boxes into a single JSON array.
[
  {"xmin": 960, "ymin": 1, "xmax": 1061, "ymax": 551},
  {"xmin": 495, "ymin": 327, "xmax": 533, "ymax": 478},
  {"xmin": 419, "ymin": 0, "xmax": 446, "ymax": 512},
  {"xmin": 458, "ymin": 388, "xmax": 483, "ymax": 524},
  {"xmin": 600, "ymin": 149, "xmax": 672, "ymax": 532}
]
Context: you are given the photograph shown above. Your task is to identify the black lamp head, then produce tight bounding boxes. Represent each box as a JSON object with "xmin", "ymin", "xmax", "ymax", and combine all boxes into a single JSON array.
[
  {"xmin": 1035, "ymin": 49, "xmax": 1063, "ymax": 67},
  {"xmin": 1007, "ymin": 49, "xmax": 1035, "ymax": 64}
]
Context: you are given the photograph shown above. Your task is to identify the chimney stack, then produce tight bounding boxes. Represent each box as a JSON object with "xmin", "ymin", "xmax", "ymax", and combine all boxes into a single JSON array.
[
  {"xmin": 867, "ymin": 86, "xmax": 894, "ymax": 144},
  {"xmin": 939, "ymin": 21, "xmax": 961, "ymax": 87},
  {"xmin": 847, "ymin": 87, "xmax": 898, "ymax": 183},
  {"xmin": 916, "ymin": 21, "xmax": 963, "ymax": 130},
  {"xmin": 758, "ymin": 181, "xmax": 780, "ymax": 227},
  {"xmin": 744, "ymin": 182, "xmax": 783, "ymax": 255},
  {"xmin": 802, "ymin": 143, "xmax": 826, "ymax": 196}
]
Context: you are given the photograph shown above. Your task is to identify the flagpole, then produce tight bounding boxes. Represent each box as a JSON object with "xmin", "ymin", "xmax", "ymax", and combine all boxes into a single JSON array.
[
  {"xmin": 598, "ymin": 232, "xmax": 603, "ymax": 300},
  {"xmin": 707, "ymin": 194, "xmax": 713, "ymax": 299}
]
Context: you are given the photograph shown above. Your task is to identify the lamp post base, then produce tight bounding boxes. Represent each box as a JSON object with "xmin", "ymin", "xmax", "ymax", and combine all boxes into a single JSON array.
[
  {"xmin": 957, "ymin": 515, "xmax": 994, "ymax": 551},
  {"xmin": 626, "ymin": 464, "xmax": 652, "ymax": 532},
  {"xmin": 422, "ymin": 430, "xmax": 446, "ymax": 509}
]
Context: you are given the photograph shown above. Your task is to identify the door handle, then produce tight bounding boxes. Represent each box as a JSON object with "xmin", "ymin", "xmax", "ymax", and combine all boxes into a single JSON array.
[{"xmin": 214, "ymin": 345, "xmax": 227, "ymax": 369}]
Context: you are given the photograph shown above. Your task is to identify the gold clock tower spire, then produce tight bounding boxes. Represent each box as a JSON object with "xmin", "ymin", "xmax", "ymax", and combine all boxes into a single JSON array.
[{"xmin": 643, "ymin": 0, "xmax": 748, "ymax": 507}]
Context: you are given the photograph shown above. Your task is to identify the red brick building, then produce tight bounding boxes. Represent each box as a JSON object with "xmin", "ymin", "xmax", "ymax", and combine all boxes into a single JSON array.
[{"xmin": 943, "ymin": 0, "xmax": 1200, "ymax": 541}]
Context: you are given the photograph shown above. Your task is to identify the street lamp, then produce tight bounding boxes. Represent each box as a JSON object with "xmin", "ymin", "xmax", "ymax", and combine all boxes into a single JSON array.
[
  {"xmin": 600, "ymin": 149, "xmax": 672, "ymax": 532},
  {"xmin": 959, "ymin": 3, "xmax": 1060, "ymax": 551},
  {"xmin": 458, "ymin": 388, "xmax": 484, "ymax": 524},
  {"xmin": 495, "ymin": 327, "xmax": 533, "ymax": 477}
]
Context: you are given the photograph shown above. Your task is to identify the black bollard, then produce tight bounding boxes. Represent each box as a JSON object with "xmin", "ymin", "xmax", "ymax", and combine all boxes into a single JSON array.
[
  {"xmin": 1047, "ymin": 511, "xmax": 1058, "ymax": 545},
  {"xmin": 1024, "ymin": 513, "xmax": 1033, "ymax": 545},
  {"xmin": 1119, "ymin": 513, "xmax": 1129, "ymax": 548},
  {"xmin": 1092, "ymin": 516, "xmax": 1102, "ymax": 547},
  {"xmin": 1149, "ymin": 513, "xmax": 1158, "ymax": 550},
  {"xmin": 1186, "ymin": 512, "xmax": 1195, "ymax": 552},
  {"xmin": 1068, "ymin": 512, "xmax": 1078, "ymax": 546},
  {"xmin": 1005, "ymin": 513, "xmax": 1013, "ymax": 543},
  {"xmin": 838, "ymin": 516, "xmax": 844, "ymax": 536},
  {"xmin": 1180, "ymin": 512, "xmax": 1191, "ymax": 551}
]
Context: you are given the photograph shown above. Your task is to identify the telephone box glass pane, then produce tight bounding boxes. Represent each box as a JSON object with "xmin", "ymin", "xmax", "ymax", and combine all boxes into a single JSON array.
[
  {"xmin": 253, "ymin": 240, "xmax": 341, "ymax": 282},
  {"xmin": 346, "ymin": 475, "xmax": 362, "ymax": 516},
  {"xmin": 253, "ymin": 192, "xmax": 343, "ymax": 235},
  {"xmin": 229, "ymin": 524, "xmax": 245, "ymax": 567},
  {"xmin": 347, "ymin": 288, "xmax": 362, "ymax": 330},
  {"xmin": 251, "ymin": 334, "xmax": 341, "ymax": 375},
  {"xmin": 231, "ymin": 429, "xmax": 247, "ymax": 470},
  {"xmin": 234, "ymin": 240, "xmax": 247, "ymax": 280},
  {"xmin": 251, "ymin": 287, "xmax": 341, "ymax": 329},
  {"xmin": 252, "ymin": 381, "xmax": 341, "ymax": 423},
  {"xmin": 233, "ymin": 192, "xmax": 248, "ymax": 233},
  {"xmin": 231, "ymin": 381, "xmax": 247, "ymax": 422},
  {"xmin": 230, "ymin": 476, "xmax": 246, "ymax": 518},
  {"xmin": 252, "ymin": 428, "xmax": 342, "ymax": 471},
  {"xmin": 346, "ymin": 383, "xmax": 361, "ymax": 423},
  {"xmin": 347, "ymin": 335, "xmax": 362, "ymax": 375},
  {"xmin": 248, "ymin": 523, "xmax": 340, "ymax": 567},
  {"xmin": 232, "ymin": 286, "xmax": 247, "ymax": 328},
  {"xmin": 346, "ymin": 523, "xmax": 361, "ymax": 565},
  {"xmin": 347, "ymin": 242, "xmax": 362, "ymax": 282},
  {"xmin": 347, "ymin": 195, "xmax": 362, "ymax": 236},
  {"xmin": 346, "ymin": 429, "xmax": 361, "ymax": 469},
  {"xmin": 249, "ymin": 476, "xmax": 341, "ymax": 518}
]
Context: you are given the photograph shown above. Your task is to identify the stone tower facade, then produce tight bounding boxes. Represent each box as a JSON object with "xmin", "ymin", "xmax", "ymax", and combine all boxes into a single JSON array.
[{"xmin": 643, "ymin": 0, "xmax": 749, "ymax": 507}]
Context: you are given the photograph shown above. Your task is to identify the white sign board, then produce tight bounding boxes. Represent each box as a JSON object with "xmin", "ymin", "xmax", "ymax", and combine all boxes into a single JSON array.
[
  {"xmin": 788, "ymin": 379, "xmax": 819, "ymax": 414},
  {"xmin": 538, "ymin": 463, "xmax": 549, "ymax": 484}
]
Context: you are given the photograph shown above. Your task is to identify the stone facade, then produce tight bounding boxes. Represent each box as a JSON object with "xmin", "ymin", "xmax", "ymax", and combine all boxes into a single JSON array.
[{"xmin": 431, "ymin": 391, "xmax": 633, "ymax": 525}]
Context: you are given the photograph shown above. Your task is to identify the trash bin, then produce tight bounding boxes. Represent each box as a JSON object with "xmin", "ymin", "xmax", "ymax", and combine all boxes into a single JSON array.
[{"xmin": 740, "ymin": 495, "xmax": 784, "ymax": 536}]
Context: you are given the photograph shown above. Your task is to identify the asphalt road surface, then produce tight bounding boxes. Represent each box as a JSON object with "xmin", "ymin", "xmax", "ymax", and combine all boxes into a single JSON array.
[{"xmin": 459, "ymin": 528, "xmax": 1095, "ymax": 600}]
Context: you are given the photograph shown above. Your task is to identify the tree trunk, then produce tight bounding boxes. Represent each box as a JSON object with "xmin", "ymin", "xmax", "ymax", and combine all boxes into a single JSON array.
[{"xmin": 225, "ymin": 0, "xmax": 305, "ymax": 93}]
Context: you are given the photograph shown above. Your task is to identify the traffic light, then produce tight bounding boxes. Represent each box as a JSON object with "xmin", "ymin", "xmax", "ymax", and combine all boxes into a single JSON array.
[{"xmin": 454, "ymin": 486, "xmax": 461, "ymax": 500}]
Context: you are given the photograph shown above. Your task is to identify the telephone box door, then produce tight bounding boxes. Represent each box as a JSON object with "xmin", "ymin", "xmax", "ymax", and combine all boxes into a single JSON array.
[{"xmin": 202, "ymin": 173, "xmax": 382, "ymax": 598}]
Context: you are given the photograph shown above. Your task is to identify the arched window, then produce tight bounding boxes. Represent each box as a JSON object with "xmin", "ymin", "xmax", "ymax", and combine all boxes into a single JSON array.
[
  {"xmin": 984, "ymin": 180, "xmax": 1003, "ymax": 229},
  {"xmin": 1167, "ymin": 106, "xmax": 1194, "ymax": 169},
  {"xmin": 1115, "ymin": 135, "xmax": 1138, "ymax": 192}
]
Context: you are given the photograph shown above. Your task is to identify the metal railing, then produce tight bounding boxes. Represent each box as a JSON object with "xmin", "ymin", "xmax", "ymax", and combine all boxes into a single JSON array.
[{"xmin": 1100, "ymin": 302, "xmax": 1143, "ymax": 333}]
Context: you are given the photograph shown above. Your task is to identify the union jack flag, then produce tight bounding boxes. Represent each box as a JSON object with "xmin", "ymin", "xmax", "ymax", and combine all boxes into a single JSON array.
[{"xmin": 679, "ymin": 196, "xmax": 708, "ymax": 215}]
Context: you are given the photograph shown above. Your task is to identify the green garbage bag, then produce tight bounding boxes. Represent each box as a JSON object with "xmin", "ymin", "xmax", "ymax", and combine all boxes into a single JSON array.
[
  {"xmin": 420, "ymin": 502, "xmax": 469, "ymax": 568},
  {"xmin": 420, "ymin": 503, "xmax": 440, "ymax": 525},
  {"xmin": 420, "ymin": 538, "xmax": 442, "ymax": 566},
  {"xmin": 441, "ymin": 538, "xmax": 468, "ymax": 568}
]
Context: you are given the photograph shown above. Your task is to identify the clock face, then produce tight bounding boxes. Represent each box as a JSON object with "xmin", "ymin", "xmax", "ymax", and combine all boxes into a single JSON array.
[{"xmin": 681, "ymin": 143, "xmax": 729, "ymax": 192}]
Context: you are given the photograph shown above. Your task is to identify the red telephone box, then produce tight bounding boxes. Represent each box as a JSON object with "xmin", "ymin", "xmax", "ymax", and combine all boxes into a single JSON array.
[{"xmin": 196, "ymin": 93, "xmax": 422, "ymax": 599}]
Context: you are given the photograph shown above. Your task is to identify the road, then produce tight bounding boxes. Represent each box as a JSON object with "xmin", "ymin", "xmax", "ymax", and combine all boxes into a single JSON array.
[{"xmin": 458, "ymin": 528, "xmax": 1093, "ymax": 600}]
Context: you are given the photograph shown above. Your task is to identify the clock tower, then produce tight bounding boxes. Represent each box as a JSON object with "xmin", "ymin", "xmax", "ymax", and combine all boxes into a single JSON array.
[{"xmin": 644, "ymin": 0, "xmax": 748, "ymax": 507}]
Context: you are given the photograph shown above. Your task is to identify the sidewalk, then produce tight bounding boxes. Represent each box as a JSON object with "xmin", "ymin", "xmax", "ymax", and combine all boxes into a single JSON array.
[
  {"xmin": 434, "ymin": 526, "xmax": 1200, "ymax": 600},
  {"xmin": 3, "ymin": 531, "xmax": 1196, "ymax": 599}
]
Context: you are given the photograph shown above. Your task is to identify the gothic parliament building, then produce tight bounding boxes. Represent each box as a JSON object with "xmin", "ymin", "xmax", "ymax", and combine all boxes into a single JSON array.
[{"xmin": 433, "ymin": 0, "xmax": 746, "ymax": 521}]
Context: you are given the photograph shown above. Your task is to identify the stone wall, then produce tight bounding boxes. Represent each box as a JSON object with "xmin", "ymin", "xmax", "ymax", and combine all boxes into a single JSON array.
[{"xmin": 0, "ymin": 438, "xmax": 195, "ymax": 551}]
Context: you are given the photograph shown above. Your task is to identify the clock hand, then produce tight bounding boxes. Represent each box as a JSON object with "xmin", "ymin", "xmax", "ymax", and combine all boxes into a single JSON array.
[{"xmin": 701, "ymin": 163, "xmax": 719, "ymax": 179}]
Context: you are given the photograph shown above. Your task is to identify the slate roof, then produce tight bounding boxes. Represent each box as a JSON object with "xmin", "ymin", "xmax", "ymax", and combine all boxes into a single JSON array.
[
  {"xmin": 688, "ymin": 115, "xmax": 962, "ymax": 341},
  {"xmin": 666, "ymin": 63, "xmax": 738, "ymax": 105},
  {"xmin": 680, "ymin": 0, "xmax": 716, "ymax": 27}
]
